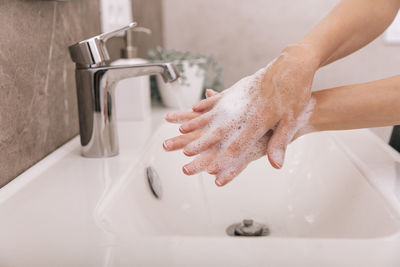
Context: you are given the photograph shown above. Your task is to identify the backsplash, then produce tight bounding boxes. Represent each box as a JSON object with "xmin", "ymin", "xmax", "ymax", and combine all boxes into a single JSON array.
[
  {"xmin": 0, "ymin": 1, "xmax": 101, "ymax": 187},
  {"xmin": 0, "ymin": 0, "xmax": 163, "ymax": 188}
]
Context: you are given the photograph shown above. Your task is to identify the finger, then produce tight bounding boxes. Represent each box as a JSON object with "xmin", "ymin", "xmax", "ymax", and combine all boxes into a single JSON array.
[
  {"xmin": 182, "ymin": 149, "xmax": 218, "ymax": 175},
  {"xmin": 214, "ymin": 132, "xmax": 272, "ymax": 186},
  {"xmin": 163, "ymin": 130, "xmax": 202, "ymax": 151},
  {"xmin": 165, "ymin": 111, "xmax": 202, "ymax": 124},
  {"xmin": 192, "ymin": 92, "xmax": 223, "ymax": 112},
  {"xmin": 207, "ymin": 117, "xmax": 276, "ymax": 174},
  {"xmin": 215, "ymin": 167, "xmax": 244, "ymax": 186},
  {"xmin": 165, "ymin": 91, "xmax": 217, "ymax": 124},
  {"xmin": 179, "ymin": 112, "xmax": 213, "ymax": 133},
  {"xmin": 183, "ymin": 127, "xmax": 227, "ymax": 156},
  {"xmin": 266, "ymin": 119, "xmax": 295, "ymax": 169},
  {"xmin": 205, "ymin": 89, "xmax": 219, "ymax": 98}
]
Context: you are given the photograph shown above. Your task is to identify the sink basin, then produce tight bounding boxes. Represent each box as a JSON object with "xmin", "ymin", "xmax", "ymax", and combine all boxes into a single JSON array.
[
  {"xmin": 102, "ymin": 123, "xmax": 400, "ymax": 239},
  {"xmin": 0, "ymin": 113, "xmax": 400, "ymax": 266}
]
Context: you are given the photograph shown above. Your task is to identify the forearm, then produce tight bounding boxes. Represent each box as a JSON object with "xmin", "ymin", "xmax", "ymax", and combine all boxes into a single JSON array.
[
  {"xmin": 309, "ymin": 75, "xmax": 400, "ymax": 132},
  {"xmin": 292, "ymin": 0, "xmax": 400, "ymax": 67}
]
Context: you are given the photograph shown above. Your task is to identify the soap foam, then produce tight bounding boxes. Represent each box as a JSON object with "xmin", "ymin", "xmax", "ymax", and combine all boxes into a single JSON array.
[
  {"xmin": 185, "ymin": 69, "xmax": 267, "ymax": 155},
  {"xmin": 215, "ymin": 131, "xmax": 271, "ymax": 181},
  {"xmin": 285, "ymin": 97, "xmax": 316, "ymax": 144},
  {"xmin": 268, "ymin": 97, "xmax": 316, "ymax": 167},
  {"xmin": 214, "ymin": 96, "xmax": 315, "ymax": 181},
  {"xmin": 186, "ymin": 60, "xmax": 316, "ymax": 181},
  {"xmin": 201, "ymin": 67, "xmax": 271, "ymax": 179}
]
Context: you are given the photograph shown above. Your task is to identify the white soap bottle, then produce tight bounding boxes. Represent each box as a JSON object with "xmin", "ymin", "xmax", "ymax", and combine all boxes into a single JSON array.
[{"xmin": 111, "ymin": 27, "xmax": 152, "ymax": 120}]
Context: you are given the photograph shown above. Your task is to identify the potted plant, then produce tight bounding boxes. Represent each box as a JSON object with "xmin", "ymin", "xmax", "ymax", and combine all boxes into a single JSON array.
[{"xmin": 147, "ymin": 47, "xmax": 223, "ymax": 108}]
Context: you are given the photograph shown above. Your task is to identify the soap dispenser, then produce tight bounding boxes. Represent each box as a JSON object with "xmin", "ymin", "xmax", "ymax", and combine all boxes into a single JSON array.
[{"xmin": 111, "ymin": 27, "xmax": 152, "ymax": 120}]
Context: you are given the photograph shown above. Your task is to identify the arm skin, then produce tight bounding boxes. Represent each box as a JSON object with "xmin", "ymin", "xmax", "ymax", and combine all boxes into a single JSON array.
[
  {"xmin": 307, "ymin": 75, "xmax": 400, "ymax": 133},
  {"xmin": 295, "ymin": 0, "xmax": 400, "ymax": 67}
]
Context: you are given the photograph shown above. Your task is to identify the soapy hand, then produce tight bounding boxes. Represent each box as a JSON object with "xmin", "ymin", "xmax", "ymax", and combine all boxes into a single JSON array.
[
  {"xmin": 165, "ymin": 89, "xmax": 274, "ymax": 182},
  {"xmin": 164, "ymin": 45, "xmax": 318, "ymax": 186}
]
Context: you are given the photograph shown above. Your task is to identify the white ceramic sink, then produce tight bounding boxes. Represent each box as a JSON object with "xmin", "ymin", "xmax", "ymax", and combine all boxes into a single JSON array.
[
  {"xmin": 103, "ymin": 123, "xmax": 400, "ymax": 240},
  {"xmin": 1, "ymin": 108, "xmax": 400, "ymax": 267}
]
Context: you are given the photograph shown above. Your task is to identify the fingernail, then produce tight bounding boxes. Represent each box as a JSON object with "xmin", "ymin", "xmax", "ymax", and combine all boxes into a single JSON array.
[
  {"xmin": 215, "ymin": 179, "xmax": 223, "ymax": 186},
  {"xmin": 183, "ymin": 149, "xmax": 192, "ymax": 156},
  {"xmin": 271, "ymin": 149, "xmax": 284, "ymax": 169},
  {"xmin": 179, "ymin": 124, "xmax": 188, "ymax": 132},
  {"xmin": 272, "ymin": 161, "xmax": 282, "ymax": 169},
  {"xmin": 183, "ymin": 166, "xmax": 190, "ymax": 175},
  {"xmin": 192, "ymin": 103, "xmax": 199, "ymax": 110},
  {"xmin": 163, "ymin": 140, "xmax": 172, "ymax": 150},
  {"xmin": 165, "ymin": 113, "xmax": 173, "ymax": 120},
  {"xmin": 207, "ymin": 164, "xmax": 218, "ymax": 174}
]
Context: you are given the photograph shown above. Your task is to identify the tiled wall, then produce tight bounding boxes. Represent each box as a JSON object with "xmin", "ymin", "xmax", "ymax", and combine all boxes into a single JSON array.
[
  {"xmin": 0, "ymin": 0, "xmax": 164, "ymax": 188},
  {"xmin": 0, "ymin": 0, "xmax": 101, "ymax": 187}
]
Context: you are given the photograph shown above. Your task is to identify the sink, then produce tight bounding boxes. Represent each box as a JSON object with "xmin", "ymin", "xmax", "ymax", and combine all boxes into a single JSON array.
[
  {"xmin": 103, "ymin": 123, "xmax": 400, "ymax": 239},
  {"xmin": 1, "ymin": 111, "xmax": 400, "ymax": 266}
]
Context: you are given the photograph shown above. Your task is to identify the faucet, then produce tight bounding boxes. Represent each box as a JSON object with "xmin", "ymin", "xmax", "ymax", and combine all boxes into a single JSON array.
[{"xmin": 68, "ymin": 22, "xmax": 180, "ymax": 157}]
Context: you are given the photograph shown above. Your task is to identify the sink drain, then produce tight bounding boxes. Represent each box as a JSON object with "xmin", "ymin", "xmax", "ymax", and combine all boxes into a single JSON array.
[{"xmin": 226, "ymin": 219, "xmax": 269, "ymax": 237}]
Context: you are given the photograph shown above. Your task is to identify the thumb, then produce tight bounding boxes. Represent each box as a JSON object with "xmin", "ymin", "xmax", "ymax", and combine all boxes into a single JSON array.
[{"xmin": 266, "ymin": 121, "xmax": 292, "ymax": 169}]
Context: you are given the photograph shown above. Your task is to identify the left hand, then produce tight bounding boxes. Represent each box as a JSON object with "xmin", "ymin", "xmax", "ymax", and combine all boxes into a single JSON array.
[{"xmin": 164, "ymin": 90, "xmax": 273, "ymax": 185}]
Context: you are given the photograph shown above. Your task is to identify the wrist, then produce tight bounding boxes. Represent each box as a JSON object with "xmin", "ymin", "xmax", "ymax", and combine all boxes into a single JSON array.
[
  {"xmin": 293, "ymin": 94, "xmax": 323, "ymax": 140},
  {"xmin": 282, "ymin": 42, "xmax": 323, "ymax": 71},
  {"xmin": 305, "ymin": 92, "xmax": 326, "ymax": 133}
]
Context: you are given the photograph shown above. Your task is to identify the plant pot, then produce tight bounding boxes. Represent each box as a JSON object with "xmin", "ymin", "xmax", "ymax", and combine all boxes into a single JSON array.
[{"xmin": 157, "ymin": 59, "xmax": 205, "ymax": 109}]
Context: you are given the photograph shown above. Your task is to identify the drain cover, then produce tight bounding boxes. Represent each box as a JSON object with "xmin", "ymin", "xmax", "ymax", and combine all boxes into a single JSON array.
[{"xmin": 226, "ymin": 219, "xmax": 269, "ymax": 237}]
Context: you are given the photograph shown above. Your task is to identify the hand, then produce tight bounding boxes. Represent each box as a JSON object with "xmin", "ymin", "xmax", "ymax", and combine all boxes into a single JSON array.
[
  {"xmin": 165, "ymin": 44, "xmax": 319, "ymax": 186},
  {"xmin": 164, "ymin": 90, "xmax": 273, "ymax": 184}
]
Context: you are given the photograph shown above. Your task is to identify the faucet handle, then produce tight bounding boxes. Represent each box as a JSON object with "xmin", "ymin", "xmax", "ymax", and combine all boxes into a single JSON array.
[
  {"xmin": 98, "ymin": 22, "xmax": 137, "ymax": 42},
  {"xmin": 69, "ymin": 22, "xmax": 137, "ymax": 68}
]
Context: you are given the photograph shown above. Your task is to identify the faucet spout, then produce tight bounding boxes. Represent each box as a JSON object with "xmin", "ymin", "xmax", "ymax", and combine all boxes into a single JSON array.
[
  {"xmin": 102, "ymin": 63, "xmax": 179, "ymax": 88},
  {"xmin": 69, "ymin": 23, "xmax": 180, "ymax": 157},
  {"xmin": 74, "ymin": 62, "xmax": 180, "ymax": 157}
]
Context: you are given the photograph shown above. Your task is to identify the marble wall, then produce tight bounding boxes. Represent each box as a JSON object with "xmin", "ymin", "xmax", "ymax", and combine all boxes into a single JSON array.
[
  {"xmin": 0, "ymin": 0, "xmax": 101, "ymax": 187},
  {"xmin": 0, "ymin": 0, "xmax": 164, "ymax": 188}
]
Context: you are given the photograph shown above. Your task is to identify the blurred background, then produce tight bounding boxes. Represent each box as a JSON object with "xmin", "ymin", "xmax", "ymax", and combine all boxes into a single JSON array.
[
  {"xmin": 163, "ymin": 0, "xmax": 400, "ymax": 90},
  {"xmin": 144, "ymin": 0, "xmax": 399, "ymax": 140}
]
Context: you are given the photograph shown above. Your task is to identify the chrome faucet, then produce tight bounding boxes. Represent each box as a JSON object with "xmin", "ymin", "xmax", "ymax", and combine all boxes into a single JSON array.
[{"xmin": 68, "ymin": 23, "xmax": 180, "ymax": 157}]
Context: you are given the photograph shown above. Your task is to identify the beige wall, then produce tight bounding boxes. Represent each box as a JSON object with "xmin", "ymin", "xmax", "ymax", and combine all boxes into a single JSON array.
[
  {"xmin": 163, "ymin": 0, "xmax": 399, "ymax": 140},
  {"xmin": 107, "ymin": 0, "xmax": 164, "ymax": 60}
]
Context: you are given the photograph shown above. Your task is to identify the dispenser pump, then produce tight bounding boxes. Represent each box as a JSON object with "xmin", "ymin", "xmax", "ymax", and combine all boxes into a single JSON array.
[{"xmin": 122, "ymin": 26, "xmax": 152, "ymax": 59}]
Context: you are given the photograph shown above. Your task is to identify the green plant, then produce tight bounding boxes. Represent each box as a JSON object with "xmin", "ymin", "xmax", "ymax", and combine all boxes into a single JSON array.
[{"xmin": 147, "ymin": 47, "xmax": 224, "ymax": 102}]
